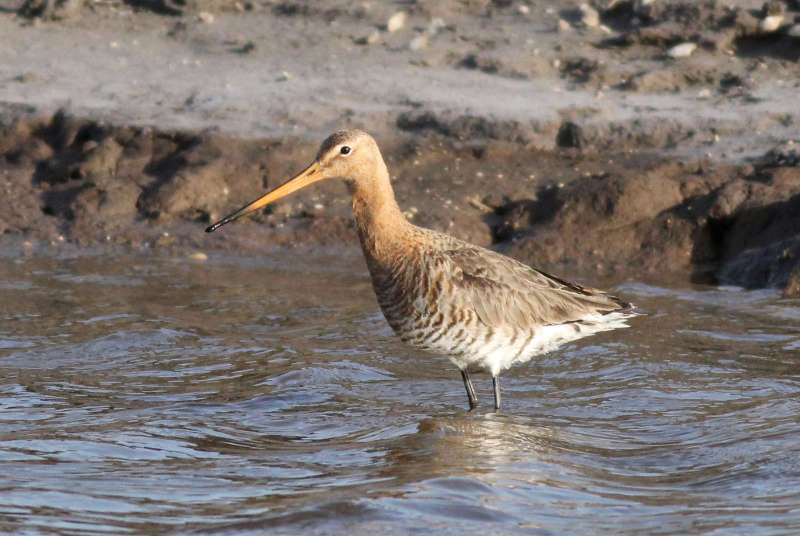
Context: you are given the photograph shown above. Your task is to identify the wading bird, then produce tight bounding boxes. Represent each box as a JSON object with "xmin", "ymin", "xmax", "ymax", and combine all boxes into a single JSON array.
[{"xmin": 207, "ymin": 130, "xmax": 636, "ymax": 411}]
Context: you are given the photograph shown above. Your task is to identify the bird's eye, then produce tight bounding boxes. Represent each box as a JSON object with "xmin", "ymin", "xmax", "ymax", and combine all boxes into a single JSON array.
[{"xmin": 340, "ymin": 146, "xmax": 351, "ymax": 155}]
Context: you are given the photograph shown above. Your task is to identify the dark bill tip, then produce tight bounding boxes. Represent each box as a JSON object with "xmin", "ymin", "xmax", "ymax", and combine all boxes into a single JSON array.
[{"xmin": 205, "ymin": 218, "xmax": 230, "ymax": 233}]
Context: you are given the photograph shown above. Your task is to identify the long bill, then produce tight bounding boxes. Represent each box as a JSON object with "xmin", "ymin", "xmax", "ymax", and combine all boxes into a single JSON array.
[{"xmin": 205, "ymin": 161, "xmax": 323, "ymax": 233}]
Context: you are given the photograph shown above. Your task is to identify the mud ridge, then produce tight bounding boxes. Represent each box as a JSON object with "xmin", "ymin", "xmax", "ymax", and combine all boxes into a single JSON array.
[{"xmin": 1, "ymin": 109, "xmax": 798, "ymax": 295}]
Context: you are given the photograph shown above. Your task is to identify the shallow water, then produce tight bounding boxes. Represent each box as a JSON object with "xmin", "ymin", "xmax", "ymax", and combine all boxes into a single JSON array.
[{"xmin": 1, "ymin": 249, "xmax": 800, "ymax": 535}]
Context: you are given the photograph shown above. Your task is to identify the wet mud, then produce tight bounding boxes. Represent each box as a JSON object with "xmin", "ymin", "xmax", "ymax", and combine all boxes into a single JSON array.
[{"xmin": 1, "ymin": 109, "xmax": 798, "ymax": 295}]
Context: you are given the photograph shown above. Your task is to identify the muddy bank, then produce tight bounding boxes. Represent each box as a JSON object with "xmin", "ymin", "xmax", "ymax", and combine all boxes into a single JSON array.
[
  {"xmin": 1, "ymin": 109, "xmax": 798, "ymax": 295},
  {"xmin": 1, "ymin": 0, "xmax": 799, "ymax": 294}
]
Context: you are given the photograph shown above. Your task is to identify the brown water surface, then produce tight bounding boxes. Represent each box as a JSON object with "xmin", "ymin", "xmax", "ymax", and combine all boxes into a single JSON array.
[{"xmin": 1, "ymin": 247, "xmax": 799, "ymax": 534}]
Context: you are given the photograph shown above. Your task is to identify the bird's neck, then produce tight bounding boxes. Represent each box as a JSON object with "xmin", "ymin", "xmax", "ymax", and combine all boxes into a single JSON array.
[{"xmin": 350, "ymin": 163, "xmax": 411, "ymax": 268}]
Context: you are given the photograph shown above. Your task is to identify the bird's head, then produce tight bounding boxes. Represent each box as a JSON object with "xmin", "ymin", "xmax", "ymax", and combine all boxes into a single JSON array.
[{"xmin": 206, "ymin": 129, "xmax": 382, "ymax": 233}]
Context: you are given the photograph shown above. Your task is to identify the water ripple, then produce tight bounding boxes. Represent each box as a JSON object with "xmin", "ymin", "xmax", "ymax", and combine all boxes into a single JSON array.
[{"xmin": 0, "ymin": 253, "xmax": 799, "ymax": 534}]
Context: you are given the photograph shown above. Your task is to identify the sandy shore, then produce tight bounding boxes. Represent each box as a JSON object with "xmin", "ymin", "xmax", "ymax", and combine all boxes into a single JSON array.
[{"xmin": 0, "ymin": 0, "xmax": 799, "ymax": 293}]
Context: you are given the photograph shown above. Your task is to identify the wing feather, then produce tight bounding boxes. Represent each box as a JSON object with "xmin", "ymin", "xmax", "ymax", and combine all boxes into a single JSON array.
[{"xmin": 435, "ymin": 245, "xmax": 630, "ymax": 330}]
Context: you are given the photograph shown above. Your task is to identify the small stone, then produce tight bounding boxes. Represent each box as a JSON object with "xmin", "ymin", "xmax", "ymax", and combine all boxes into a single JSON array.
[
  {"xmin": 386, "ymin": 11, "xmax": 406, "ymax": 33},
  {"xmin": 634, "ymin": 0, "xmax": 655, "ymax": 15},
  {"xmin": 198, "ymin": 11, "xmax": 215, "ymax": 24},
  {"xmin": 761, "ymin": 0, "xmax": 784, "ymax": 17},
  {"xmin": 667, "ymin": 42, "xmax": 696, "ymax": 59},
  {"xmin": 13, "ymin": 72, "xmax": 37, "ymax": 83},
  {"xmin": 109, "ymin": 41, "xmax": 120, "ymax": 49},
  {"xmin": 409, "ymin": 34, "xmax": 428, "ymax": 51},
  {"xmin": 427, "ymin": 17, "xmax": 446, "ymax": 35},
  {"xmin": 233, "ymin": 41, "xmax": 256, "ymax": 54},
  {"xmin": 697, "ymin": 88, "xmax": 712, "ymax": 99},
  {"xmin": 558, "ymin": 19, "xmax": 572, "ymax": 32},
  {"xmin": 517, "ymin": 4, "xmax": 529, "ymax": 15},
  {"xmin": 579, "ymin": 3, "xmax": 600, "ymax": 28},
  {"xmin": 787, "ymin": 23, "xmax": 800, "ymax": 37},
  {"xmin": 355, "ymin": 30, "xmax": 380, "ymax": 45},
  {"xmin": 276, "ymin": 71, "xmax": 291, "ymax": 81},
  {"xmin": 760, "ymin": 14, "xmax": 783, "ymax": 33},
  {"xmin": 467, "ymin": 196, "xmax": 493, "ymax": 213},
  {"xmin": 189, "ymin": 252, "xmax": 208, "ymax": 262}
]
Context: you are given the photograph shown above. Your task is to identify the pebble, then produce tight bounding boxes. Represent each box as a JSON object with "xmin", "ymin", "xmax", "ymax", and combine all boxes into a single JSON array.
[
  {"xmin": 14, "ymin": 72, "xmax": 37, "ymax": 83},
  {"xmin": 788, "ymin": 24, "xmax": 800, "ymax": 38},
  {"xmin": 276, "ymin": 71, "xmax": 291, "ymax": 81},
  {"xmin": 234, "ymin": 41, "xmax": 256, "ymax": 54},
  {"xmin": 355, "ymin": 30, "xmax": 381, "ymax": 45},
  {"xmin": 197, "ymin": 11, "xmax": 215, "ymax": 24},
  {"xmin": 667, "ymin": 42, "xmax": 696, "ymax": 59},
  {"xmin": 467, "ymin": 196, "xmax": 493, "ymax": 213},
  {"xmin": 409, "ymin": 34, "xmax": 428, "ymax": 51},
  {"xmin": 759, "ymin": 14, "xmax": 783, "ymax": 33},
  {"xmin": 189, "ymin": 252, "xmax": 208, "ymax": 262},
  {"xmin": 697, "ymin": 88, "xmax": 712, "ymax": 99},
  {"xmin": 427, "ymin": 18, "xmax": 446, "ymax": 35},
  {"xmin": 517, "ymin": 4, "xmax": 529, "ymax": 15},
  {"xmin": 579, "ymin": 3, "xmax": 600, "ymax": 28},
  {"xmin": 558, "ymin": 19, "xmax": 572, "ymax": 33},
  {"xmin": 387, "ymin": 11, "xmax": 406, "ymax": 33}
]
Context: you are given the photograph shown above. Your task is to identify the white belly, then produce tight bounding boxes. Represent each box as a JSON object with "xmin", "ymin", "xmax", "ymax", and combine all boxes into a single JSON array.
[{"xmin": 435, "ymin": 311, "xmax": 635, "ymax": 377}]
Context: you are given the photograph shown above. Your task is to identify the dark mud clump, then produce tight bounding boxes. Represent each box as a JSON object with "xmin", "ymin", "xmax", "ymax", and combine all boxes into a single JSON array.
[{"xmin": 500, "ymin": 148, "xmax": 800, "ymax": 293}]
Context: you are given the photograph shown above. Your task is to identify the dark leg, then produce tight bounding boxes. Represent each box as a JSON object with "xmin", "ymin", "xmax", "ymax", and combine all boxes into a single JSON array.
[
  {"xmin": 460, "ymin": 369, "xmax": 478, "ymax": 410},
  {"xmin": 492, "ymin": 376, "xmax": 501, "ymax": 411}
]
